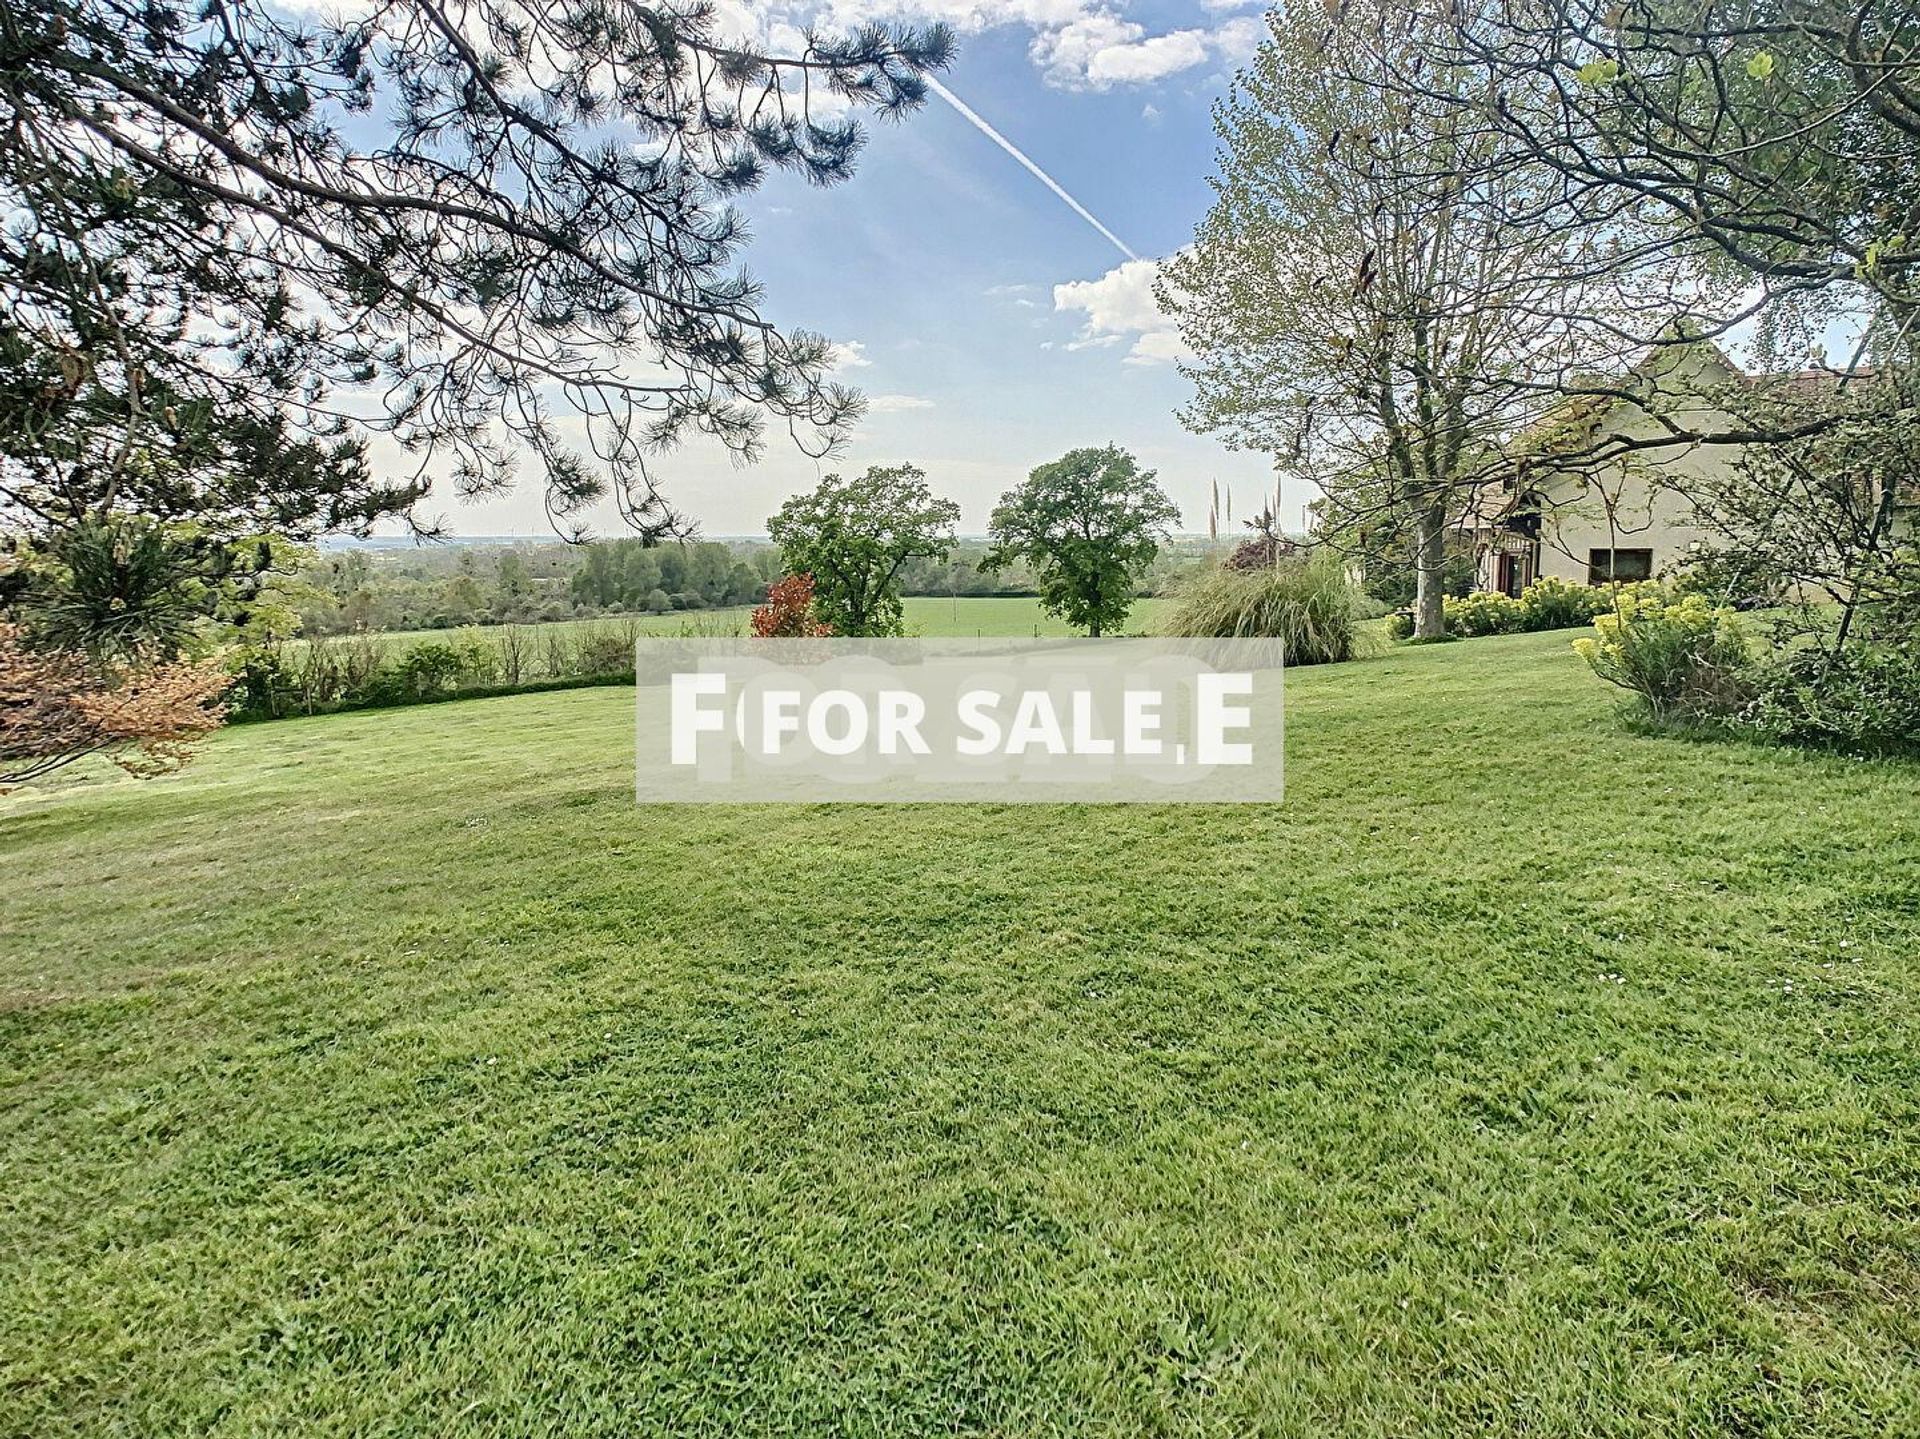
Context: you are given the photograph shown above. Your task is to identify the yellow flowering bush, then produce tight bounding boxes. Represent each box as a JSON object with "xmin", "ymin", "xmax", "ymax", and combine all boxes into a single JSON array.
[
  {"xmin": 1443, "ymin": 590, "xmax": 1526, "ymax": 636},
  {"xmin": 1432, "ymin": 577, "xmax": 1666, "ymax": 639},
  {"xmin": 1573, "ymin": 589, "xmax": 1752, "ymax": 722}
]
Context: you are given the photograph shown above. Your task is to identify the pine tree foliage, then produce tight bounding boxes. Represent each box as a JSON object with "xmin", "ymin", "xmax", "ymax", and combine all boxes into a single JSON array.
[{"xmin": 0, "ymin": 0, "xmax": 953, "ymax": 552}]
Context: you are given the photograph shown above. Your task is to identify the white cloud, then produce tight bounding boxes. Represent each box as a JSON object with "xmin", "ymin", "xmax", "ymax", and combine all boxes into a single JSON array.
[
  {"xmin": 1052, "ymin": 256, "xmax": 1189, "ymax": 366},
  {"xmin": 986, "ymin": 282, "xmax": 1043, "ymax": 308},
  {"xmin": 1209, "ymin": 14, "xmax": 1265, "ymax": 65},
  {"xmin": 1121, "ymin": 327, "xmax": 1190, "ymax": 366},
  {"xmin": 1030, "ymin": 14, "xmax": 1212, "ymax": 89},
  {"xmin": 822, "ymin": 343, "xmax": 934, "ymax": 411},
  {"xmin": 732, "ymin": 1, "xmax": 1259, "ymax": 93},
  {"xmin": 826, "ymin": 340, "xmax": 871, "ymax": 371}
]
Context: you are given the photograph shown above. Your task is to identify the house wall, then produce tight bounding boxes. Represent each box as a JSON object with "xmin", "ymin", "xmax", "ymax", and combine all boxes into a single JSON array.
[
  {"xmin": 1476, "ymin": 340, "xmax": 1916, "ymax": 595},
  {"xmin": 1525, "ymin": 344, "xmax": 1743, "ymax": 587},
  {"xmin": 1533, "ymin": 451, "xmax": 1726, "ymax": 584}
]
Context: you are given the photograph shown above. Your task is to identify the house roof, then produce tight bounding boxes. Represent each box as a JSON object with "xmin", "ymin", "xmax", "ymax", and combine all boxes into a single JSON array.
[
  {"xmin": 1510, "ymin": 324, "xmax": 1747, "ymax": 461},
  {"xmin": 1508, "ymin": 324, "xmax": 1877, "ymax": 469}
]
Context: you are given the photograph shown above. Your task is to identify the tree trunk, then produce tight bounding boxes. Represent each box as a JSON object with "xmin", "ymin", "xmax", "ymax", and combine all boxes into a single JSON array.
[
  {"xmin": 1089, "ymin": 618, "xmax": 1102, "ymax": 638},
  {"xmin": 1412, "ymin": 501, "xmax": 1447, "ymax": 640}
]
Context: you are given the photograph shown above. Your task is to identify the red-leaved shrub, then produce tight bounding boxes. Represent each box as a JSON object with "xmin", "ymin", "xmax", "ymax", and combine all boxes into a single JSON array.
[
  {"xmin": 750, "ymin": 573, "xmax": 833, "ymax": 638},
  {"xmin": 0, "ymin": 623, "xmax": 229, "ymax": 786}
]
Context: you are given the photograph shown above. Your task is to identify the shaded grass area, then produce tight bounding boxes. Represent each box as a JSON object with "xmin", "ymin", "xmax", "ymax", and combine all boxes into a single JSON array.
[{"xmin": 4, "ymin": 632, "xmax": 1919, "ymax": 1435}]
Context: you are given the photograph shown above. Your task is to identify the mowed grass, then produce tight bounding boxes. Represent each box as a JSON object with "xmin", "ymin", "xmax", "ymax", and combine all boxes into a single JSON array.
[{"xmin": 4, "ymin": 630, "xmax": 1919, "ymax": 1436}]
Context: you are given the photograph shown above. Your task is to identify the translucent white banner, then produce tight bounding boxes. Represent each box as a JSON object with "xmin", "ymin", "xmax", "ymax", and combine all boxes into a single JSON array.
[{"xmin": 634, "ymin": 638, "xmax": 1284, "ymax": 803}]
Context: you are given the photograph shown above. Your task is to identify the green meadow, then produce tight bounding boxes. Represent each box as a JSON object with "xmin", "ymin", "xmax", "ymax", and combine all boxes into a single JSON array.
[
  {"xmin": 4, "ymin": 628, "xmax": 1918, "ymax": 1435},
  {"xmin": 315, "ymin": 594, "xmax": 1177, "ymax": 654}
]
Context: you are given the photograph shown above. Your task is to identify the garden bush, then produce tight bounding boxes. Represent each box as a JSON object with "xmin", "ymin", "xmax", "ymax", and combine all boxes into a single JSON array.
[
  {"xmin": 1573, "ymin": 589, "xmax": 1752, "ymax": 725},
  {"xmin": 1444, "ymin": 590, "xmax": 1527, "ymax": 637},
  {"xmin": 1741, "ymin": 639, "xmax": 1920, "ymax": 757},
  {"xmin": 574, "ymin": 632, "xmax": 634, "ymax": 676},
  {"xmin": 1392, "ymin": 578, "xmax": 1658, "ymax": 641},
  {"xmin": 1519, "ymin": 576, "xmax": 1616, "ymax": 630},
  {"xmin": 390, "ymin": 639, "xmax": 466, "ymax": 700},
  {"xmin": 751, "ymin": 574, "xmax": 833, "ymax": 637},
  {"xmin": 227, "ymin": 620, "xmax": 644, "ymax": 720},
  {"xmin": 1155, "ymin": 556, "xmax": 1357, "ymax": 664}
]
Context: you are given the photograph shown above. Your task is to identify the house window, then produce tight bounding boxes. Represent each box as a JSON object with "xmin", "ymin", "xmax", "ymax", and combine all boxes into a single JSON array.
[{"xmin": 1587, "ymin": 548, "xmax": 1653, "ymax": 585}]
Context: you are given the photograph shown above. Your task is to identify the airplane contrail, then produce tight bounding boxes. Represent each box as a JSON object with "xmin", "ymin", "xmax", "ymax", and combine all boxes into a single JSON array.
[{"xmin": 925, "ymin": 76, "xmax": 1140, "ymax": 264}]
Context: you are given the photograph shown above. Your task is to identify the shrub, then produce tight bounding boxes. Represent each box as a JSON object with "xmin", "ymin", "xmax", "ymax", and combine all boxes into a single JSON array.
[
  {"xmin": 574, "ymin": 632, "xmax": 633, "ymax": 676},
  {"xmin": 1424, "ymin": 578, "xmax": 1655, "ymax": 640},
  {"xmin": 392, "ymin": 639, "xmax": 465, "ymax": 700},
  {"xmin": 1444, "ymin": 590, "xmax": 1525, "ymax": 637},
  {"xmin": 494, "ymin": 626, "xmax": 531, "ymax": 686},
  {"xmin": 0, "ymin": 623, "xmax": 228, "ymax": 785},
  {"xmin": 228, "ymin": 642, "xmax": 295, "ymax": 719},
  {"xmin": 1518, "ymin": 576, "xmax": 1614, "ymax": 630},
  {"xmin": 447, "ymin": 630, "xmax": 499, "ymax": 687},
  {"xmin": 1573, "ymin": 590, "xmax": 1752, "ymax": 725},
  {"xmin": 1155, "ymin": 556, "xmax": 1357, "ymax": 664},
  {"xmin": 1385, "ymin": 610, "xmax": 1414, "ymax": 641},
  {"xmin": 751, "ymin": 573, "xmax": 833, "ymax": 638},
  {"xmin": 1741, "ymin": 641, "xmax": 1920, "ymax": 757},
  {"xmin": 338, "ymin": 633, "xmax": 385, "ymax": 696}
]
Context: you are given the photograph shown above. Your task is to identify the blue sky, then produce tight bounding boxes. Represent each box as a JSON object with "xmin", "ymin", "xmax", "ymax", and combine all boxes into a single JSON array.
[{"xmin": 432, "ymin": 1, "xmax": 1290, "ymax": 539}]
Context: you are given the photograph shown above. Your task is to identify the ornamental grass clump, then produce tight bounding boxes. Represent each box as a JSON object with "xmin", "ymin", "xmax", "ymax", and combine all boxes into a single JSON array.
[{"xmin": 1155, "ymin": 555, "xmax": 1357, "ymax": 664}]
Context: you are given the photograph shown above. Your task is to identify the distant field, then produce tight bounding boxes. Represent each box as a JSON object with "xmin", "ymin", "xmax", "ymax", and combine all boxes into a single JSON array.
[
  {"xmin": 899, "ymin": 594, "xmax": 1170, "ymax": 637},
  {"xmin": 315, "ymin": 608, "xmax": 754, "ymax": 658},
  {"xmin": 306, "ymin": 594, "xmax": 1175, "ymax": 656}
]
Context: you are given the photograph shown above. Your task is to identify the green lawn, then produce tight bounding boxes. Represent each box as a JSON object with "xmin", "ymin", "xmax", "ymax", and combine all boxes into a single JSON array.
[
  {"xmin": 898, "ymin": 593, "xmax": 1170, "ymax": 636},
  {"xmin": 4, "ymin": 631, "xmax": 1918, "ymax": 1435}
]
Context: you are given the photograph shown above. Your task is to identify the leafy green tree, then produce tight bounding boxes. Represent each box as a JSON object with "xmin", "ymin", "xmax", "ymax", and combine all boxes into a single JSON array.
[
  {"xmin": 2, "ymin": 0, "xmax": 951, "ymax": 570},
  {"xmin": 339, "ymin": 587, "xmax": 378, "ymax": 633},
  {"xmin": 689, "ymin": 542, "xmax": 735, "ymax": 604},
  {"xmin": 619, "ymin": 547, "xmax": 662, "ymax": 608},
  {"xmin": 725, "ymin": 563, "xmax": 765, "ymax": 606},
  {"xmin": 768, "ymin": 465, "xmax": 959, "ymax": 635},
  {"xmin": 442, "ymin": 574, "xmax": 484, "ymax": 624},
  {"xmin": 570, "ymin": 546, "xmax": 620, "ymax": 610},
  {"xmin": 981, "ymin": 447, "xmax": 1178, "ymax": 636},
  {"xmin": 325, "ymin": 552, "xmax": 373, "ymax": 603},
  {"xmin": 1159, "ymin": 0, "xmax": 1685, "ymax": 638},
  {"xmin": 494, "ymin": 553, "xmax": 534, "ymax": 616},
  {"xmin": 655, "ymin": 546, "xmax": 690, "ymax": 597},
  {"xmin": 1401, "ymin": 0, "xmax": 1920, "ymax": 340}
]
